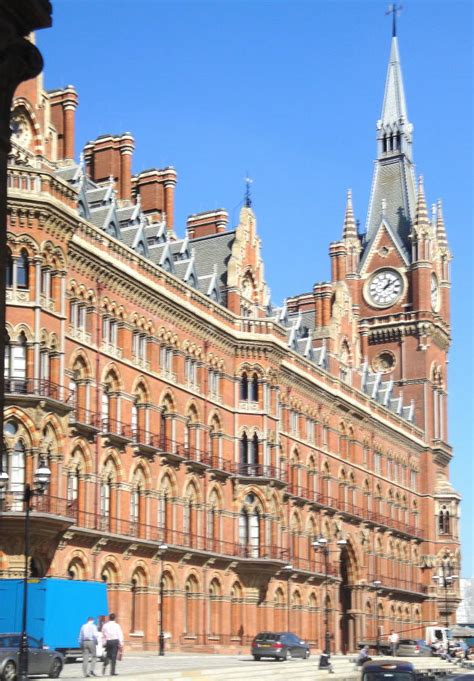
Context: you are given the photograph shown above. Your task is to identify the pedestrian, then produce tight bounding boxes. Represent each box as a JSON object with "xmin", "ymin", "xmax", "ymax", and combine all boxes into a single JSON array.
[
  {"xmin": 459, "ymin": 640, "xmax": 470, "ymax": 660},
  {"xmin": 319, "ymin": 652, "xmax": 335, "ymax": 673},
  {"xmin": 389, "ymin": 630, "xmax": 399, "ymax": 657},
  {"xmin": 357, "ymin": 645, "xmax": 372, "ymax": 666},
  {"xmin": 78, "ymin": 616, "xmax": 99, "ymax": 678},
  {"xmin": 101, "ymin": 613, "xmax": 124, "ymax": 676}
]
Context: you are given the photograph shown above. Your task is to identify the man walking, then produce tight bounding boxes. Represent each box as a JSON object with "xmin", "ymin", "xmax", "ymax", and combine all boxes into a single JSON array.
[
  {"xmin": 101, "ymin": 613, "xmax": 124, "ymax": 676},
  {"xmin": 389, "ymin": 630, "xmax": 399, "ymax": 657},
  {"xmin": 78, "ymin": 616, "xmax": 99, "ymax": 677}
]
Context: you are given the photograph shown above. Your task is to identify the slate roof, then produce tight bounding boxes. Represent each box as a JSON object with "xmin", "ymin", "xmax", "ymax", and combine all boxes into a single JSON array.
[{"xmin": 190, "ymin": 231, "xmax": 236, "ymax": 289}]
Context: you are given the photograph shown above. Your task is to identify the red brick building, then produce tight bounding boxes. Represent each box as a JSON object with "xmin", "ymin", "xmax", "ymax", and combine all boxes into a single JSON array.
[{"xmin": 0, "ymin": 31, "xmax": 460, "ymax": 653}]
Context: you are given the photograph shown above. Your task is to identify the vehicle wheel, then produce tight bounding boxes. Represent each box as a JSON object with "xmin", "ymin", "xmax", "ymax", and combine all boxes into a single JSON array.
[
  {"xmin": 2, "ymin": 661, "xmax": 17, "ymax": 681},
  {"xmin": 304, "ymin": 649, "xmax": 311, "ymax": 659},
  {"xmin": 284, "ymin": 649, "xmax": 292, "ymax": 661},
  {"xmin": 253, "ymin": 655, "xmax": 261, "ymax": 661},
  {"xmin": 49, "ymin": 658, "xmax": 63, "ymax": 678}
]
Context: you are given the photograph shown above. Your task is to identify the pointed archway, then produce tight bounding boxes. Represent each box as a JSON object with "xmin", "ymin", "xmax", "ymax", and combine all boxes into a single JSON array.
[{"xmin": 338, "ymin": 541, "xmax": 359, "ymax": 653}]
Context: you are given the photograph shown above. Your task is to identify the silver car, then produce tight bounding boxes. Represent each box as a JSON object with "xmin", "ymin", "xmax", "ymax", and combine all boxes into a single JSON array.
[{"xmin": 0, "ymin": 634, "xmax": 63, "ymax": 681}]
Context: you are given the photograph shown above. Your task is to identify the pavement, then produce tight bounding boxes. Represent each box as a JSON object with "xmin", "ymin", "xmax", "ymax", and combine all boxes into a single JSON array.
[{"xmin": 57, "ymin": 652, "xmax": 474, "ymax": 681}]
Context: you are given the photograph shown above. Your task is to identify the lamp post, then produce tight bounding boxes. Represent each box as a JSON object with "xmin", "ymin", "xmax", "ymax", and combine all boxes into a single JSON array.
[
  {"xmin": 372, "ymin": 580, "xmax": 382, "ymax": 655},
  {"xmin": 283, "ymin": 564, "xmax": 293, "ymax": 631},
  {"xmin": 432, "ymin": 566, "xmax": 458, "ymax": 629},
  {"xmin": 0, "ymin": 456, "xmax": 51, "ymax": 681},
  {"xmin": 158, "ymin": 543, "xmax": 168, "ymax": 656},
  {"xmin": 312, "ymin": 537, "xmax": 347, "ymax": 655}
]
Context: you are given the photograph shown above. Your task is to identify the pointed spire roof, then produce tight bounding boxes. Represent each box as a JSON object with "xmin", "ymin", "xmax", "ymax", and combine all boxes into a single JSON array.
[
  {"xmin": 362, "ymin": 30, "xmax": 416, "ymax": 269},
  {"xmin": 414, "ymin": 176, "xmax": 430, "ymax": 229},
  {"xmin": 381, "ymin": 37, "xmax": 409, "ymax": 127},
  {"xmin": 342, "ymin": 189, "xmax": 358, "ymax": 240},
  {"xmin": 436, "ymin": 199, "xmax": 448, "ymax": 247}
]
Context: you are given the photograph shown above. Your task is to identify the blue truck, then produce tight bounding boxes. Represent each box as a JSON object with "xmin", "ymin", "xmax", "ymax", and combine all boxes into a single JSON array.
[{"xmin": 0, "ymin": 578, "xmax": 108, "ymax": 658}]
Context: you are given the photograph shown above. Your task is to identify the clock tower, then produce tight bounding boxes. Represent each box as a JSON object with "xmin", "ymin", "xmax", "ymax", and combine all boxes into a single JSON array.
[{"xmin": 347, "ymin": 30, "xmax": 453, "ymax": 453}]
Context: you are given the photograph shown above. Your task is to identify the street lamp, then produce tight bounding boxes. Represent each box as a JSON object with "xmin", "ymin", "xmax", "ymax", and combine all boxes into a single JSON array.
[
  {"xmin": 0, "ymin": 455, "xmax": 51, "ymax": 681},
  {"xmin": 282, "ymin": 564, "xmax": 293, "ymax": 631},
  {"xmin": 158, "ymin": 543, "xmax": 168, "ymax": 656},
  {"xmin": 372, "ymin": 580, "xmax": 382, "ymax": 655},
  {"xmin": 432, "ymin": 567, "xmax": 458, "ymax": 629},
  {"xmin": 312, "ymin": 537, "xmax": 347, "ymax": 655}
]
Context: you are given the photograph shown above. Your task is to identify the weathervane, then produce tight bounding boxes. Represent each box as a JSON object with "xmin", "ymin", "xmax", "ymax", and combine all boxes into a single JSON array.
[
  {"xmin": 386, "ymin": 3, "xmax": 403, "ymax": 37},
  {"xmin": 244, "ymin": 174, "xmax": 253, "ymax": 208}
]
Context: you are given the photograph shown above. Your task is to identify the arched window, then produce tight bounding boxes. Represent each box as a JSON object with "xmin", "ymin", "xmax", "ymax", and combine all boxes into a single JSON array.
[
  {"xmin": 250, "ymin": 373, "xmax": 259, "ymax": 402},
  {"xmin": 240, "ymin": 372, "xmax": 248, "ymax": 401},
  {"xmin": 208, "ymin": 579, "xmax": 222, "ymax": 636},
  {"xmin": 5, "ymin": 332, "xmax": 27, "ymax": 390},
  {"xmin": 251, "ymin": 433, "xmax": 259, "ymax": 467},
  {"xmin": 100, "ymin": 475, "xmax": 112, "ymax": 530},
  {"xmin": 239, "ymin": 494, "xmax": 260, "ymax": 558},
  {"xmin": 184, "ymin": 576, "xmax": 199, "ymax": 634},
  {"xmin": 5, "ymin": 440, "xmax": 27, "ymax": 510},
  {"xmin": 439, "ymin": 505, "xmax": 450, "ymax": 535},
  {"xmin": 17, "ymin": 249, "xmax": 29, "ymax": 288},
  {"xmin": 230, "ymin": 582, "xmax": 243, "ymax": 637},
  {"xmin": 5, "ymin": 248, "xmax": 13, "ymax": 288},
  {"xmin": 240, "ymin": 432, "xmax": 248, "ymax": 468}
]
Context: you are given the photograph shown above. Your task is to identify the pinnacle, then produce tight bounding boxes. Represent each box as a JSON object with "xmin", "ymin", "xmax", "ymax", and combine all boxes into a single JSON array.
[
  {"xmin": 436, "ymin": 199, "xmax": 448, "ymax": 247},
  {"xmin": 414, "ymin": 175, "xmax": 429, "ymax": 228},
  {"xmin": 342, "ymin": 189, "xmax": 358, "ymax": 240}
]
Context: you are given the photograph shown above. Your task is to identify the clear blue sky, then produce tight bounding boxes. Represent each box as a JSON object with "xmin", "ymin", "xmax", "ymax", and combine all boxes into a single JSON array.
[{"xmin": 38, "ymin": 0, "xmax": 473, "ymax": 576}]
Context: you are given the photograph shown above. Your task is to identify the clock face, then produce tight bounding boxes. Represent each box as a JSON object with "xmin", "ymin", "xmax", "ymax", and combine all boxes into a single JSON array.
[
  {"xmin": 431, "ymin": 273, "xmax": 440, "ymax": 311},
  {"xmin": 367, "ymin": 269, "xmax": 404, "ymax": 307}
]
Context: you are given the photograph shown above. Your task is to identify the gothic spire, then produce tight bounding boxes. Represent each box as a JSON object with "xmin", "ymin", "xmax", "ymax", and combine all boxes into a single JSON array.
[
  {"xmin": 342, "ymin": 189, "xmax": 358, "ymax": 240},
  {"xmin": 380, "ymin": 35, "xmax": 409, "ymax": 135},
  {"xmin": 436, "ymin": 199, "xmax": 448, "ymax": 247},
  {"xmin": 414, "ymin": 176, "xmax": 430, "ymax": 230},
  {"xmin": 362, "ymin": 28, "xmax": 416, "ymax": 268}
]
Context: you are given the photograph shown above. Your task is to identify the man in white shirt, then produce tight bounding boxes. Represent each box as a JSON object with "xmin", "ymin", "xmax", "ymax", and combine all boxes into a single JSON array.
[
  {"xmin": 101, "ymin": 614, "xmax": 124, "ymax": 676},
  {"xmin": 78, "ymin": 616, "xmax": 99, "ymax": 677},
  {"xmin": 389, "ymin": 630, "xmax": 399, "ymax": 657}
]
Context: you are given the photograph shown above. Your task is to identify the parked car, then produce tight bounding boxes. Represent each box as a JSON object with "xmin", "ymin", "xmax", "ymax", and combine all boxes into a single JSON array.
[
  {"xmin": 251, "ymin": 631, "xmax": 311, "ymax": 661},
  {"xmin": 362, "ymin": 660, "xmax": 417, "ymax": 681},
  {"xmin": 397, "ymin": 639, "xmax": 433, "ymax": 657},
  {"xmin": 0, "ymin": 634, "xmax": 63, "ymax": 681}
]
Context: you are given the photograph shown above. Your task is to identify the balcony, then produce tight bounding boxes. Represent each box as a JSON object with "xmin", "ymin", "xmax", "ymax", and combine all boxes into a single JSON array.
[
  {"xmin": 69, "ymin": 407, "xmax": 102, "ymax": 437},
  {"xmin": 365, "ymin": 509, "xmax": 423, "ymax": 539},
  {"xmin": 0, "ymin": 492, "xmax": 76, "ymax": 536},
  {"xmin": 132, "ymin": 428, "xmax": 162, "ymax": 455},
  {"xmin": 230, "ymin": 463, "xmax": 286, "ymax": 486},
  {"xmin": 4, "ymin": 378, "xmax": 74, "ymax": 415},
  {"xmin": 101, "ymin": 417, "xmax": 133, "ymax": 447},
  {"xmin": 181, "ymin": 444, "xmax": 213, "ymax": 472},
  {"xmin": 286, "ymin": 482, "xmax": 318, "ymax": 504}
]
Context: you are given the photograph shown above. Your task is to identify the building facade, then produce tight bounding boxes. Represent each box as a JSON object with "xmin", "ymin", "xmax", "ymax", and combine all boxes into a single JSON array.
[{"xmin": 0, "ymin": 29, "xmax": 461, "ymax": 653}]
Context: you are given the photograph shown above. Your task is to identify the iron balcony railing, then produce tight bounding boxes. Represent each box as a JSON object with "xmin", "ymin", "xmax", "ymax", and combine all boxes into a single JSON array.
[
  {"xmin": 101, "ymin": 417, "xmax": 132, "ymax": 440},
  {"xmin": 230, "ymin": 463, "xmax": 286, "ymax": 481},
  {"xmin": 4, "ymin": 378, "xmax": 74, "ymax": 404}
]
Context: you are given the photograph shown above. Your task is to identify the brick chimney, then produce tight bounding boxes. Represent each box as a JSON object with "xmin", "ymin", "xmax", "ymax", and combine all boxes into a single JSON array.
[
  {"xmin": 132, "ymin": 167, "xmax": 177, "ymax": 228},
  {"xmin": 83, "ymin": 133, "xmax": 135, "ymax": 202},
  {"xmin": 49, "ymin": 86, "xmax": 79, "ymax": 161},
  {"xmin": 187, "ymin": 209, "xmax": 228, "ymax": 239}
]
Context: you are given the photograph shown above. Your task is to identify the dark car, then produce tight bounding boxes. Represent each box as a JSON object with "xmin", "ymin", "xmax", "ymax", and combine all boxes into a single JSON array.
[
  {"xmin": 0, "ymin": 634, "xmax": 63, "ymax": 681},
  {"xmin": 397, "ymin": 639, "xmax": 433, "ymax": 657},
  {"xmin": 251, "ymin": 631, "xmax": 311, "ymax": 661},
  {"xmin": 361, "ymin": 659, "xmax": 417, "ymax": 681}
]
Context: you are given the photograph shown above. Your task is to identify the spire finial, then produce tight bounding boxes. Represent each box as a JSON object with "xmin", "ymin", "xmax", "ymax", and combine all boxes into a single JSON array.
[
  {"xmin": 244, "ymin": 174, "xmax": 253, "ymax": 208},
  {"xmin": 342, "ymin": 188, "xmax": 358, "ymax": 240},
  {"xmin": 436, "ymin": 199, "xmax": 448, "ymax": 247},
  {"xmin": 386, "ymin": 3, "xmax": 403, "ymax": 38},
  {"xmin": 414, "ymin": 175, "xmax": 429, "ymax": 228}
]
